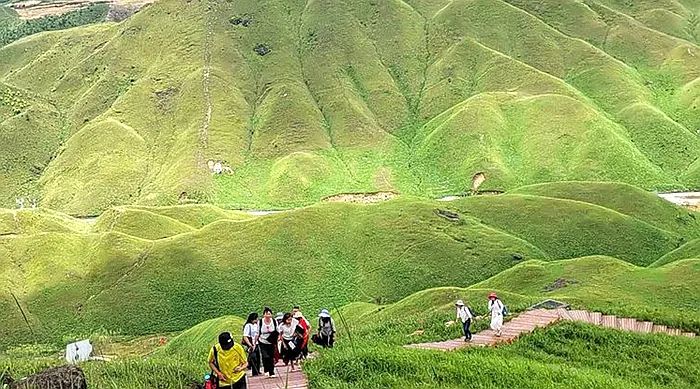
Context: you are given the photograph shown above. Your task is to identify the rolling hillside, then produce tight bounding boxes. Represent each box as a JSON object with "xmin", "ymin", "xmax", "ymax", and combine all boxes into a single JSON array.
[
  {"xmin": 1, "ymin": 185, "xmax": 698, "ymax": 349},
  {"xmin": 0, "ymin": 0, "xmax": 698, "ymax": 213}
]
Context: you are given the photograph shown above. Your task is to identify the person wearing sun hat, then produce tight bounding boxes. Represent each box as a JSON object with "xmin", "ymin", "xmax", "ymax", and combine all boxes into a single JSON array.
[
  {"xmin": 488, "ymin": 292, "xmax": 505, "ymax": 337},
  {"xmin": 312, "ymin": 309, "xmax": 337, "ymax": 348},
  {"xmin": 455, "ymin": 300, "xmax": 474, "ymax": 341},
  {"xmin": 208, "ymin": 331, "xmax": 248, "ymax": 388},
  {"xmin": 293, "ymin": 311, "xmax": 311, "ymax": 358}
]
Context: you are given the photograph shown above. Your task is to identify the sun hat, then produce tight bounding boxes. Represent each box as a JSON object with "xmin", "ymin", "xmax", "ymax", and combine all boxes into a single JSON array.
[
  {"xmin": 319, "ymin": 309, "xmax": 331, "ymax": 318},
  {"xmin": 488, "ymin": 292, "xmax": 497, "ymax": 299},
  {"xmin": 293, "ymin": 311, "xmax": 303, "ymax": 319},
  {"xmin": 455, "ymin": 300, "xmax": 464, "ymax": 306},
  {"xmin": 218, "ymin": 332, "xmax": 234, "ymax": 350},
  {"xmin": 275, "ymin": 312, "xmax": 284, "ymax": 321}
]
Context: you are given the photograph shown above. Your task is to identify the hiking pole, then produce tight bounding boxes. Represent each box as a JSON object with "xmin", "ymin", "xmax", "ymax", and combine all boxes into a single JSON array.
[
  {"xmin": 10, "ymin": 290, "xmax": 35, "ymax": 339},
  {"xmin": 332, "ymin": 301, "xmax": 354, "ymax": 351}
]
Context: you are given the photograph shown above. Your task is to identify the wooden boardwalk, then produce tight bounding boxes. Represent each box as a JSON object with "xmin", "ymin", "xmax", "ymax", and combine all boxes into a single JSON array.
[
  {"xmin": 247, "ymin": 360, "xmax": 308, "ymax": 389},
  {"xmin": 406, "ymin": 308, "xmax": 696, "ymax": 351}
]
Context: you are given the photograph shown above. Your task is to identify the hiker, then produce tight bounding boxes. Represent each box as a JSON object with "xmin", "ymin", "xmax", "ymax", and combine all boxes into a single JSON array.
[
  {"xmin": 256, "ymin": 307, "xmax": 278, "ymax": 377},
  {"xmin": 455, "ymin": 300, "xmax": 474, "ymax": 341},
  {"xmin": 275, "ymin": 312, "xmax": 284, "ymax": 326},
  {"xmin": 312, "ymin": 309, "xmax": 336, "ymax": 348},
  {"xmin": 208, "ymin": 332, "xmax": 248, "ymax": 389},
  {"xmin": 293, "ymin": 311, "xmax": 310, "ymax": 358},
  {"xmin": 488, "ymin": 292, "xmax": 504, "ymax": 337},
  {"xmin": 292, "ymin": 305, "xmax": 311, "ymax": 327},
  {"xmin": 242, "ymin": 312, "xmax": 261, "ymax": 377},
  {"xmin": 278, "ymin": 313, "xmax": 305, "ymax": 371}
]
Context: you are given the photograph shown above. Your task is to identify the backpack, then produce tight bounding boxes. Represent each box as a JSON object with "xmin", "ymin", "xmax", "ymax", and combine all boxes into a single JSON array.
[
  {"xmin": 204, "ymin": 346, "xmax": 219, "ymax": 389},
  {"xmin": 501, "ymin": 303, "xmax": 509, "ymax": 316}
]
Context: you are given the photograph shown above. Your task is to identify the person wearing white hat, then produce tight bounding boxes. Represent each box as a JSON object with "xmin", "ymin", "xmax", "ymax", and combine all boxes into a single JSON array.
[
  {"xmin": 455, "ymin": 300, "xmax": 474, "ymax": 341},
  {"xmin": 312, "ymin": 309, "xmax": 337, "ymax": 348}
]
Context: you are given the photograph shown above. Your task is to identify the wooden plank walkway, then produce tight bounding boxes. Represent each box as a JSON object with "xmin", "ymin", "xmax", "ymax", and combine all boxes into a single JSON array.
[
  {"xmin": 405, "ymin": 308, "xmax": 696, "ymax": 352},
  {"xmin": 247, "ymin": 361, "xmax": 308, "ymax": 389}
]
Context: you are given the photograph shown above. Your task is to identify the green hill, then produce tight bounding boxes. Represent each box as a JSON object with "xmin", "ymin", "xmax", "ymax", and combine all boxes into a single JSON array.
[
  {"xmin": 304, "ymin": 322, "xmax": 699, "ymax": 389},
  {"xmin": 510, "ymin": 181, "xmax": 700, "ymax": 238},
  {"xmin": 0, "ymin": 0, "xmax": 698, "ymax": 213},
  {"xmin": 1, "ymin": 187, "xmax": 698, "ymax": 349},
  {"xmin": 652, "ymin": 238, "xmax": 700, "ymax": 267}
]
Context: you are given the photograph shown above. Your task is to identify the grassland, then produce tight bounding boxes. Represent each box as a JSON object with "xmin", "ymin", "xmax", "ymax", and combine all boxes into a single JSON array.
[
  {"xmin": 0, "ymin": 183, "xmax": 698, "ymax": 350},
  {"xmin": 303, "ymin": 322, "xmax": 699, "ymax": 389},
  {"xmin": 0, "ymin": 0, "xmax": 698, "ymax": 213}
]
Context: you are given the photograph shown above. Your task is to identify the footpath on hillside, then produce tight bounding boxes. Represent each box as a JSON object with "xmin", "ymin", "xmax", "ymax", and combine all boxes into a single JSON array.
[
  {"xmin": 246, "ymin": 360, "xmax": 307, "ymax": 389},
  {"xmin": 406, "ymin": 308, "xmax": 696, "ymax": 352}
]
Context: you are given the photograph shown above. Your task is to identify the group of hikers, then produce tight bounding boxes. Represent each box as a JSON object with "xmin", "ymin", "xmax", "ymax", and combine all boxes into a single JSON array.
[
  {"xmin": 454, "ymin": 292, "xmax": 507, "ymax": 341},
  {"xmin": 204, "ymin": 294, "xmax": 505, "ymax": 388},
  {"xmin": 205, "ymin": 306, "xmax": 336, "ymax": 389}
]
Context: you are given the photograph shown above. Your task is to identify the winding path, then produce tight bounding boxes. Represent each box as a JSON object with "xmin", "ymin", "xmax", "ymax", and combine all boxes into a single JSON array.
[{"xmin": 406, "ymin": 308, "xmax": 696, "ymax": 351}]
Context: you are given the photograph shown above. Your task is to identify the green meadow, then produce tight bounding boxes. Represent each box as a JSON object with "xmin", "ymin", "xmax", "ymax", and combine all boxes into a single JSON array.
[
  {"xmin": 1, "ymin": 0, "xmax": 699, "ymax": 387},
  {"xmin": 0, "ymin": 0, "xmax": 698, "ymax": 212}
]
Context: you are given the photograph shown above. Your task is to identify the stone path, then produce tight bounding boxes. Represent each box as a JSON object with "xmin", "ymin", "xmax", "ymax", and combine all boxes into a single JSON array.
[
  {"xmin": 405, "ymin": 308, "xmax": 696, "ymax": 351},
  {"xmin": 247, "ymin": 361, "xmax": 307, "ymax": 389}
]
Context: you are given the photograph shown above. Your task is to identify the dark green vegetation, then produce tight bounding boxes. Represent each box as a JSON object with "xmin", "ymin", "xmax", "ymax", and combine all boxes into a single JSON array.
[
  {"xmin": 0, "ymin": 0, "xmax": 699, "ymax": 213},
  {"xmin": 0, "ymin": 4, "xmax": 108, "ymax": 47},
  {"xmin": 1, "ymin": 184, "xmax": 698, "ymax": 350}
]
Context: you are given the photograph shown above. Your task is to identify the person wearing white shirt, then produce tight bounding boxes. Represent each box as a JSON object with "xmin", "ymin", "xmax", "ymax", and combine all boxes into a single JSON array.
[
  {"xmin": 455, "ymin": 300, "xmax": 474, "ymax": 341},
  {"xmin": 242, "ymin": 312, "xmax": 261, "ymax": 376},
  {"xmin": 488, "ymin": 292, "xmax": 504, "ymax": 337}
]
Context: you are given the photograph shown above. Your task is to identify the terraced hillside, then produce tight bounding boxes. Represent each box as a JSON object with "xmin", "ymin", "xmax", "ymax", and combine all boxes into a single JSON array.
[
  {"xmin": 1, "ymin": 183, "xmax": 698, "ymax": 350},
  {"xmin": 0, "ymin": 0, "xmax": 699, "ymax": 213}
]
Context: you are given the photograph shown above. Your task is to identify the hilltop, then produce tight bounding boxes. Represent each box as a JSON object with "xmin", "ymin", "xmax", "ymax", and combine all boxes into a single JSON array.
[{"xmin": 0, "ymin": 0, "xmax": 699, "ymax": 213}]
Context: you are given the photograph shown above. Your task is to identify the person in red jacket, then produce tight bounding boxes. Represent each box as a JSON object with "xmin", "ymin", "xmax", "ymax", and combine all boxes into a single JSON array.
[{"xmin": 293, "ymin": 311, "xmax": 310, "ymax": 358}]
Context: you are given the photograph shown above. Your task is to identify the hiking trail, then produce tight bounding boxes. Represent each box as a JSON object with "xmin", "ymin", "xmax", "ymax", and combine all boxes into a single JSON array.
[
  {"xmin": 406, "ymin": 308, "xmax": 696, "ymax": 351},
  {"xmin": 247, "ymin": 360, "xmax": 307, "ymax": 389}
]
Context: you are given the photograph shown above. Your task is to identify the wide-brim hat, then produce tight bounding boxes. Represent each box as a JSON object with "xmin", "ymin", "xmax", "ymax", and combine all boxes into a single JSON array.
[
  {"xmin": 455, "ymin": 300, "xmax": 464, "ymax": 306},
  {"xmin": 319, "ymin": 309, "xmax": 330, "ymax": 318},
  {"xmin": 488, "ymin": 292, "xmax": 498, "ymax": 299},
  {"xmin": 293, "ymin": 311, "xmax": 303, "ymax": 319}
]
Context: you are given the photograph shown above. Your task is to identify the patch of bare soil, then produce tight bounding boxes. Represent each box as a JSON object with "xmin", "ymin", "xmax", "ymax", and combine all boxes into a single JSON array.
[
  {"xmin": 322, "ymin": 192, "xmax": 397, "ymax": 204},
  {"xmin": 544, "ymin": 278, "xmax": 578, "ymax": 292},
  {"xmin": 4, "ymin": 365, "xmax": 87, "ymax": 389}
]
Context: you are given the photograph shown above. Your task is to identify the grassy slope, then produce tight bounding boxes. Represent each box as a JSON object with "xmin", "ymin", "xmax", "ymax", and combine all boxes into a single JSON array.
[
  {"xmin": 0, "ymin": 0, "xmax": 698, "ymax": 212},
  {"xmin": 304, "ymin": 322, "xmax": 699, "ymax": 389},
  {"xmin": 1, "ymin": 187, "xmax": 698, "ymax": 349},
  {"xmin": 159, "ymin": 315, "xmax": 245, "ymax": 360},
  {"xmin": 334, "ymin": 257, "xmax": 700, "ymax": 347},
  {"xmin": 652, "ymin": 238, "xmax": 700, "ymax": 267},
  {"xmin": 510, "ymin": 181, "xmax": 700, "ymax": 238},
  {"xmin": 93, "ymin": 207, "xmax": 195, "ymax": 240},
  {"xmin": 449, "ymin": 194, "xmax": 683, "ymax": 265}
]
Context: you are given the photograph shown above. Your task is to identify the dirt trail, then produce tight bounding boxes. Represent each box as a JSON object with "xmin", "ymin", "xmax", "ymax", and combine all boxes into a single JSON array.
[{"xmin": 195, "ymin": 1, "xmax": 213, "ymax": 172}]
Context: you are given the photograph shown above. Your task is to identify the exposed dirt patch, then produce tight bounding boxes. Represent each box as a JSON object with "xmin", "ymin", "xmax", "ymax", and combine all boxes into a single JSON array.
[
  {"xmin": 323, "ymin": 191, "xmax": 396, "ymax": 204},
  {"xmin": 435, "ymin": 209, "xmax": 460, "ymax": 222},
  {"xmin": 544, "ymin": 278, "xmax": 578, "ymax": 292},
  {"xmin": 5, "ymin": 365, "xmax": 87, "ymax": 389},
  {"xmin": 153, "ymin": 86, "xmax": 178, "ymax": 112}
]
